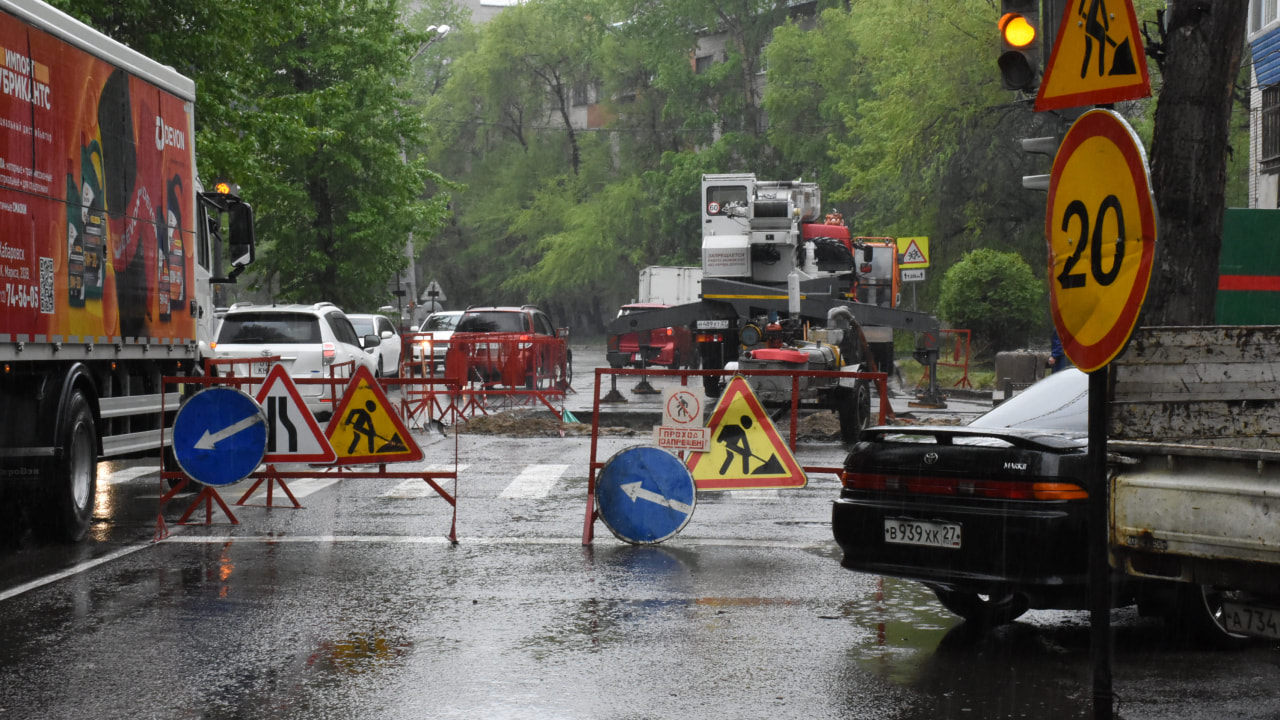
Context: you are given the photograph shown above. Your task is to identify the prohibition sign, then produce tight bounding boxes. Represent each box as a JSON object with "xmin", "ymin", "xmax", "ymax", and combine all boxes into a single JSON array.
[{"xmin": 1045, "ymin": 109, "xmax": 1156, "ymax": 373}]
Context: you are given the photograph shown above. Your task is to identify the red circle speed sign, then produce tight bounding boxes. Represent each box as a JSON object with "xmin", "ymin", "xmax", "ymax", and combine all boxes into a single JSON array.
[{"xmin": 1045, "ymin": 109, "xmax": 1157, "ymax": 373}]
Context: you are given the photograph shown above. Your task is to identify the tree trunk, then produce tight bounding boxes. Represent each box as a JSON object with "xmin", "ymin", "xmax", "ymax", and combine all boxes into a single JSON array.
[{"xmin": 1146, "ymin": 0, "xmax": 1248, "ymax": 326}]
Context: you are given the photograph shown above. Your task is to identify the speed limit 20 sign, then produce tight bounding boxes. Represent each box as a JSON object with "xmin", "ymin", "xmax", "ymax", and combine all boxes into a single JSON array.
[{"xmin": 1045, "ymin": 109, "xmax": 1157, "ymax": 373}]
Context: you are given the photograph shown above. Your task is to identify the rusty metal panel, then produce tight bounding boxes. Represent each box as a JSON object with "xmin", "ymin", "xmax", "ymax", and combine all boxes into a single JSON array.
[
  {"xmin": 1113, "ymin": 453, "xmax": 1280, "ymax": 566},
  {"xmin": 1110, "ymin": 326, "xmax": 1280, "ymax": 449}
]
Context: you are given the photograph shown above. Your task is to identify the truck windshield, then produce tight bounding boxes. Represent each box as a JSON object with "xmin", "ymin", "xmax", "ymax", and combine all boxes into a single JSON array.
[{"xmin": 217, "ymin": 313, "xmax": 321, "ymax": 344}]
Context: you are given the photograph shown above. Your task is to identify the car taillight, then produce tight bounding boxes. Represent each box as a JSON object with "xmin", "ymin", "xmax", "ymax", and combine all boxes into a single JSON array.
[
  {"xmin": 696, "ymin": 333, "xmax": 724, "ymax": 343},
  {"xmin": 841, "ymin": 472, "xmax": 1087, "ymax": 500},
  {"xmin": 322, "ymin": 342, "xmax": 336, "ymax": 364}
]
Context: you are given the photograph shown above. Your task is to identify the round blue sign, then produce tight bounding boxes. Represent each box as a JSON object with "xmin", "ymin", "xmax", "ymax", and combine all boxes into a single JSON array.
[
  {"xmin": 596, "ymin": 446, "xmax": 696, "ymax": 544},
  {"xmin": 172, "ymin": 387, "xmax": 267, "ymax": 487}
]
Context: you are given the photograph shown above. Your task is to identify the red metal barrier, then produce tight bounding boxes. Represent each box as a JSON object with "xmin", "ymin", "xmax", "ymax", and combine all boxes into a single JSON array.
[
  {"xmin": 155, "ymin": 370, "xmax": 460, "ymax": 542},
  {"xmin": 398, "ymin": 333, "xmax": 574, "ymax": 428},
  {"xmin": 581, "ymin": 366, "xmax": 889, "ymax": 545},
  {"xmin": 916, "ymin": 328, "xmax": 973, "ymax": 389}
]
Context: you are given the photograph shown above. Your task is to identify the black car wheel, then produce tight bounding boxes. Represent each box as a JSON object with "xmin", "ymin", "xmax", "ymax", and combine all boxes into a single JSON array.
[
  {"xmin": 1170, "ymin": 584, "xmax": 1253, "ymax": 649},
  {"xmin": 37, "ymin": 389, "xmax": 97, "ymax": 542},
  {"xmin": 932, "ymin": 588, "xmax": 1030, "ymax": 627},
  {"xmin": 836, "ymin": 382, "xmax": 872, "ymax": 443}
]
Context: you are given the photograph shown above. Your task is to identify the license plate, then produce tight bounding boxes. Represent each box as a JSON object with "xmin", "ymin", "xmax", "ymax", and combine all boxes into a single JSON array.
[
  {"xmin": 884, "ymin": 518, "xmax": 961, "ymax": 549},
  {"xmin": 697, "ymin": 319, "xmax": 729, "ymax": 330},
  {"xmin": 1221, "ymin": 601, "xmax": 1280, "ymax": 640}
]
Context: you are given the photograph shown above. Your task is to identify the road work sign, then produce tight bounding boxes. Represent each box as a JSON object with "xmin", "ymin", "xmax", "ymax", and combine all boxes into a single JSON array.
[
  {"xmin": 685, "ymin": 376, "xmax": 806, "ymax": 490},
  {"xmin": 172, "ymin": 387, "xmax": 267, "ymax": 486},
  {"xmin": 1035, "ymin": 0, "xmax": 1151, "ymax": 112},
  {"xmin": 596, "ymin": 446, "xmax": 696, "ymax": 544},
  {"xmin": 255, "ymin": 364, "xmax": 337, "ymax": 464},
  {"xmin": 325, "ymin": 365, "xmax": 423, "ymax": 464}
]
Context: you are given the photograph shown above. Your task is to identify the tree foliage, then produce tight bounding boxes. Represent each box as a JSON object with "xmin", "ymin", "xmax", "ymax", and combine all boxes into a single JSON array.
[
  {"xmin": 55, "ymin": 0, "xmax": 451, "ymax": 311},
  {"xmin": 936, "ymin": 249, "xmax": 1044, "ymax": 356}
]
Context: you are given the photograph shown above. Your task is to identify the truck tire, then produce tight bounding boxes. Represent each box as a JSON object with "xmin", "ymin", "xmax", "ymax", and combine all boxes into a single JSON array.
[
  {"xmin": 1170, "ymin": 584, "xmax": 1252, "ymax": 649},
  {"xmin": 932, "ymin": 588, "xmax": 1029, "ymax": 627},
  {"xmin": 37, "ymin": 389, "xmax": 97, "ymax": 542},
  {"xmin": 836, "ymin": 382, "xmax": 872, "ymax": 443}
]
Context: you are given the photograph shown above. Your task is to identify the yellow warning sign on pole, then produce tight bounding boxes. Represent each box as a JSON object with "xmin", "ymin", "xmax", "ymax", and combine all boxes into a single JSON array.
[
  {"xmin": 896, "ymin": 237, "xmax": 929, "ymax": 268},
  {"xmin": 685, "ymin": 376, "xmax": 806, "ymax": 490},
  {"xmin": 1035, "ymin": 0, "xmax": 1151, "ymax": 112},
  {"xmin": 324, "ymin": 365, "xmax": 423, "ymax": 464}
]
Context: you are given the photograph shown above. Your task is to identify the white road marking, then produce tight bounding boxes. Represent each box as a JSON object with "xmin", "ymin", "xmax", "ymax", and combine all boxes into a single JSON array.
[
  {"xmin": 498, "ymin": 464, "xmax": 569, "ymax": 499},
  {"xmin": 240, "ymin": 476, "xmax": 342, "ymax": 502},
  {"xmin": 159, "ymin": 535, "xmax": 829, "ymax": 549},
  {"xmin": 0, "ymin": 544, "xmax": 153, "ymax": 602},
  {"xmin": 383, "ymin": 464, "xmax": 469, "ymax": 498},
  {"xmin": 101, "ymin": 466, "xmax": 159, "ymax": 486}
]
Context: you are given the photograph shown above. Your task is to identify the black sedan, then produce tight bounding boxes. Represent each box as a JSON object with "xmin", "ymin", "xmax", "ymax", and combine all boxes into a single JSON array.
[{"xmin": 832, "ymin": 368, "xmax": 1249, "ymax": 644}]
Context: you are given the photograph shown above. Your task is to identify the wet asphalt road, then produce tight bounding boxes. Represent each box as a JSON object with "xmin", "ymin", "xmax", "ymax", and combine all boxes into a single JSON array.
[{"xmin": 1, "ymin": 347, "xmax": 1278, "ymax": 719}]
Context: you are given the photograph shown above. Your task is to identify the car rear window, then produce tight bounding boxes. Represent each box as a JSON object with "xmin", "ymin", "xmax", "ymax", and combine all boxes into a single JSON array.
[
  {"xmin": 217, "ymin": 313, "xmax": 321, "ymax": 344},
  {"xmin": 423, "ymin": 314, "xmax": 460, "ymax": 331},
  {"xmin": 456, "ymin": 311, "xmax": 528, "ymax": 333}
]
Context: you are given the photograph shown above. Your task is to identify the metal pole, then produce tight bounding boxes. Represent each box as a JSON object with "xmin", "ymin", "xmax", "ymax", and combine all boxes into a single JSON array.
[{"xmin": 1088, "ymin": 365, "xmax": 1113, "ymax": 720}]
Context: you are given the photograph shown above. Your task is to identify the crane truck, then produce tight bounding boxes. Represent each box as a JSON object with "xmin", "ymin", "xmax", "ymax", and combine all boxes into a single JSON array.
[
  {"xmin": 606, "ymin": 173, "xmax": 942, "ymax": 441},
  {"xmin": 0, "ymin": 0, "xmax": 255, "ymax": 542}
]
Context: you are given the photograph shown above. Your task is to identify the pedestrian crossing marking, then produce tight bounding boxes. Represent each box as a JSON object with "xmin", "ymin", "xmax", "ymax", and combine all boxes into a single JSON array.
[
  {"xmin": 499, "ymin": 464, "xmax": 570, "ymax": 499},
  {"xmin": 383, "ymin": 465, "xmax": 469, "ymax": 498}
]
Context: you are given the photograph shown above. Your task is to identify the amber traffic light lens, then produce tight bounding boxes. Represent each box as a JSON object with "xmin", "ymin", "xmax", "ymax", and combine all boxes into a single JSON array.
[{"xmin": 1000, "ymin": 13, "xmax": 1036, "ymax": 48}]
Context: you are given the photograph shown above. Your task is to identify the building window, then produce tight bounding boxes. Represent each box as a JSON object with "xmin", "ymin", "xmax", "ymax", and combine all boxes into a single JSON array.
[
  {"xmin": 572, "ymin": 83, "xmax": 589, "ymax": 107},
  {"xmin": 1262, "ymin": 85, "xmax": 1280, "ymax": 172},
  {"xmin": 1253, "ymin": 0, "xmax": 1280, "ymax": 34},
  {"xmin": 695, "ymin": 55, "xmax": 713, "ymax": 75}
]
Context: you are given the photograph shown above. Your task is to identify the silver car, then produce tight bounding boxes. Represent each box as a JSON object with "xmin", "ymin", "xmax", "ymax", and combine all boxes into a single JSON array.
[{"xmin": 412, "ymin": 310, "xmax": 462, "ymax": 372}]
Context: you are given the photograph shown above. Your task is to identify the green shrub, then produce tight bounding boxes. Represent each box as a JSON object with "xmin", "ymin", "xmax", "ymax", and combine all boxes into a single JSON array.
[{"xmin": 936, "ymin": 249, "xmax": 1044, "ymax": 357}]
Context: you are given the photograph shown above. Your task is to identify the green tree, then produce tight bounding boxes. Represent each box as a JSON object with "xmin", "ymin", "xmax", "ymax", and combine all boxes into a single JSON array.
[
  {"xmin": 936, "ymin": 249, "xmax": 1044, "ymax": 356},
  {"xmin": 57, "ymin": 0, "xmax": 450, "ymax": 311}
]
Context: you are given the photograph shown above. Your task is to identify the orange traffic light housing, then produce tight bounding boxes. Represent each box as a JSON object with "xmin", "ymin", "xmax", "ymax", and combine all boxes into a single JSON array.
[{"xmin": 998, "ymin": 2, "xmax": 1040, "ymax": 92}]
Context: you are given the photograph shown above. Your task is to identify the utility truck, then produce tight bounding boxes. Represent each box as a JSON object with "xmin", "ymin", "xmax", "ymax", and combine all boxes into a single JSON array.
[
  {"xmin": 0, "ymin": 0, "xmax": 255, "ymax": 541},
  {"xmin": 607, "ymin": 173, "xmax": 941, "ymax": 440},
  {"xmin": 1108, "ymin": 325, "xmax": 1280, "ymax": 644}
]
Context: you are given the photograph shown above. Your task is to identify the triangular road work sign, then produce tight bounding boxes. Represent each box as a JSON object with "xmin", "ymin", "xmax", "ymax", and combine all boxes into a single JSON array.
[
  {"xmin": 324, "ymin": 365, "xmax": 423, "ymax": 464},
  {"xmin": 899, "ymin": 238, "xmax": 929, "ymax": 268},
  {"xmin": 685, "ymin": 376, "xmax": 806, "ymax": 490},
  {"xmin": 255, "ymin": 364, "xmax": 337, "ymax": 464},
  {"xmin": 1035, "ymin": 0, "xmax": 1150, "ymax": 112}
]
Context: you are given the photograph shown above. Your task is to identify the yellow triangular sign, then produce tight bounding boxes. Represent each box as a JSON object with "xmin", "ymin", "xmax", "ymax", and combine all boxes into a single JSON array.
[
  {"xmin": 324, "ymin": 365, "xmax": 423, "ymax": 464},
  {"xmin": 1035, "ymin": 0, "xmax": 1151, "ymax": 112},
  {"xmin": 900, "ymin": 239, "xmax": 928, "ymax": 267},
  {"xmin": 685, "ymin": 376, "xmax": 806, "ymax": 490}
]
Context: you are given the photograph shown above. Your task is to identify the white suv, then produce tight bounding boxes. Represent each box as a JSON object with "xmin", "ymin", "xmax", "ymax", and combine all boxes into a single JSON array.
[{"xmin": 212, "ymin": 303, "xmax": 380, "ymax": 420}]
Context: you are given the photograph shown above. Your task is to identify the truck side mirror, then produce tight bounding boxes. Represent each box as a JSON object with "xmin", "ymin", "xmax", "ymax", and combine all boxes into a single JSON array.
[{"xmin": 228, "ymin": 201, "xmax": 256, "ymax": 269}]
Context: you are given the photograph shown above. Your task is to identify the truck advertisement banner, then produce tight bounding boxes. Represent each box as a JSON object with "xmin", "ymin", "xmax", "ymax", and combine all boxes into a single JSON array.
[{"xmin": 0, "ymin": 9, "xmax": 195, "ymax": 342}]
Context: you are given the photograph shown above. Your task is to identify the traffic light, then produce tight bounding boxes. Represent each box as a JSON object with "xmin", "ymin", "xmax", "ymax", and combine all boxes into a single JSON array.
[{"xmin": 998, "ymin": 1, "xmax": 1040, "ymax": 92}]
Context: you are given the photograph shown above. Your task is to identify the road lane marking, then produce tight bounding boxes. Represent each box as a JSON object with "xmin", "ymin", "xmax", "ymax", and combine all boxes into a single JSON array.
[
  {"xmin": 159, "ymin": 535, "xmax": 831, "ymax": 549},
  {"xmin": 498, "ymin": 464, "xmax": 568, "ymax": 499},
  {"xmin": 101, "ymin": 466, "xmax": 159, "ymax": 485},
  {"xmin": 0, "ymin": 544, "xmax": 153, "ymax": 602},
  {"xmin": 383, "ymin": 464, "xmax": 469, "ymax": 498}
]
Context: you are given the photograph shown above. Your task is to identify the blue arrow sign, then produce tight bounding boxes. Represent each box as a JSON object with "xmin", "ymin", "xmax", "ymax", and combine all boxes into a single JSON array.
[
  {"xmin": 596, "ymin": 446, "xmax": 696, "ymax": 544},
  {"xmin": 172, "ymin": 387, "xmax": 267, "ymax": 487}
]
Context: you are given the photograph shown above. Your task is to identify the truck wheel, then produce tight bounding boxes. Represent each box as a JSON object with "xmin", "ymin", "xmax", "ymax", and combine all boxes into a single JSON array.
[
  {"xmin": 836, "ymin": 382, "xmax": 872, "ymax": 443},
  {"xmin": 38, "ymin": 389, "xmax": 97, "ymax": 542},
  {"xmin": 932, "ymin": 588, "xmax": 1029, "ymax": 627},
  {"xmin": 1169, "ymin": 584, "xmax": 1252, "ymax": 649}
]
